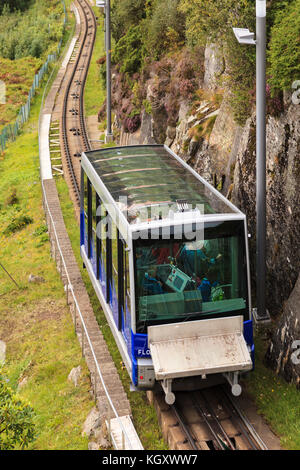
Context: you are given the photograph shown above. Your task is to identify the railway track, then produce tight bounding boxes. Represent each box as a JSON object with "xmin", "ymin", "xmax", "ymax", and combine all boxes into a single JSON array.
[
  {"xmin": 60, "ymin": 0, "xmax": 96, "ymax": 208},
  {"xmin": 164, "ymin": 386, "xmax": 268, "ymax": 450}
]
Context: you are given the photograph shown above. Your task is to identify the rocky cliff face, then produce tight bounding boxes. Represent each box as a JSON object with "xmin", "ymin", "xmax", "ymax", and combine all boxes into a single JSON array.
[
  {"xmin": 232, "ymin": 94, "xmax": 300, "ymax": 316},
  {"xmin": 112, "ymin": 43, "xmax": 300, "ymax": 386}
]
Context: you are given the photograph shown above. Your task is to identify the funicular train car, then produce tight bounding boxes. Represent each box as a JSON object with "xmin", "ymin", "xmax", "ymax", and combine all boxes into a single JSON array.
[{"xmin": 80, "ymin": 145, "xmax": 254, "ymax": 404}]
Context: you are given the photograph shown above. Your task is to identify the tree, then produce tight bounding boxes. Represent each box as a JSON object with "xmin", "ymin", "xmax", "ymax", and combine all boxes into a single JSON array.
[
  {"xmin": 111, "ymin": 0, "xmax": 147, "ymax": 42},
  {"xmin": 0, "ymin": 371, "xmax": 36, "ymax": 450}
]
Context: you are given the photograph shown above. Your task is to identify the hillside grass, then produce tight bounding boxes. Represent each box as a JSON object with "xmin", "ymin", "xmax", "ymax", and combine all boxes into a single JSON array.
[
  {"xmin": 0, "ymin": 90, "xmax": 95, "ymax": 449},
  {"xmin": 0, "ymin": 4, "xmax": 96, "ymax": 450},
  {"xmin": 243, "ymin": 330, "xmax": 300, "ymax": 450},
  {"xmin": 0, "ymin": 0, "xmax": 70, "ymax": 132},
  {"xmin": 0, "ymin": 57, "xmax": 43, "ymax": 131}
]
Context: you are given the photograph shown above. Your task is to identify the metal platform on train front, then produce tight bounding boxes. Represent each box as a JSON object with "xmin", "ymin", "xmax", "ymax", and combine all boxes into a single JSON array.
[{"xmin": 148, "ymin": 316, "xmax": 252, "ymax": 394}]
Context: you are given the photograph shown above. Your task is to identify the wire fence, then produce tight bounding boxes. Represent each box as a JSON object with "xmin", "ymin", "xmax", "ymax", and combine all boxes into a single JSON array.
[{"xmin": 0, "ymin": 1, "xmax": 67, "ymax": 153}]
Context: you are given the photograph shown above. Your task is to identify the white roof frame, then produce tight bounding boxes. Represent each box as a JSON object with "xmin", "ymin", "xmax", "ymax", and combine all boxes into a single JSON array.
[{"xmin": 81, "ymin": 145, "xmax": 246, "ymax": 245}]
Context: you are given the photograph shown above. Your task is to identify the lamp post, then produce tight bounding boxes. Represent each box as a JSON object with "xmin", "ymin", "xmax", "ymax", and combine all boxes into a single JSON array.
[
  {"xmin": 233, "ymin": 0, "xmax": 270, "ymax": 322},
  {"xmin": 96, "ymin": 0, "xmax": 113, "ymax": 143}
]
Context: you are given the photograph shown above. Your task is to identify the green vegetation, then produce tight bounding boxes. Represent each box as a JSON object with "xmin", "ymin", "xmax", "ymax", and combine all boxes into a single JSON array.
[
  {"xmin": 244, "ymin": 331, "xmax": 300, "ymax": 450},
  {"xmin": 110, "ymin": 0, "xmax": 299, "ymax": 125},
  {"xmin": 0, "ymin": 1, "xmax": 64, "ymax": 60},
  {"xmin": 0, "ymin": 0, "xmax": 30, "ymax": 14},
  {"xmin": 84, "ymin": 9, "xmax": 106, "ymax": 116},
  {"xmin": 0, "ymin": 0, "xmax": 67, "ymax": 131},
  {"xmin": 0, "ymin": 4, "xmax": 96, "ymax": 450},
  {"xmin": 113, "ymin": 25, "xmax": 144, "ymax": 75},
  {"xmin": 0, "ymin": 369, "xmax": 36, "ymax": 449},
  {"xmin": 0, "ymin": 86, "xmax": 94, "ymax": 451},
  {"xmin": 0, "ymin": 57, "xmax": 43, "ymax": 130},
  {"xmin": 111, "ymin": 0, "xmax": 146, "ymax": 43},
  {"xmin": 268, "ymin": 0, "xmax": 300, "ymax": 92}
]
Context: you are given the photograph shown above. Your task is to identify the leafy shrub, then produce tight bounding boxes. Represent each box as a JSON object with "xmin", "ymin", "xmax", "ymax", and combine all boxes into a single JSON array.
[
  {"xmin": 0, "ymin": 370, "xmax": 36, "ymax": 449},
  {"xmin": 0, "ymin": 0, "xmax": 64, "ymax": 60},
  {"xmin": 112, "ymin": 25, "xmax": 144, "ymax": 75},
  {"xmin": 143, "ymin": 99, "xmax": 152, "ymax": 115},
  {"xmin": 3, "ymin": 214, "xmax": 33, "ymax": 236},
  {"xmin": 124, "ymin": 114, "xmax": 141, "ymax": 133}
]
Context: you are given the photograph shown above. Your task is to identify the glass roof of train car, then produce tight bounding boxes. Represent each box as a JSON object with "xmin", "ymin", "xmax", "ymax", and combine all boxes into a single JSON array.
[{"xmin": 83, "ymin": 145, "xmax": 240, "ymax": 225}]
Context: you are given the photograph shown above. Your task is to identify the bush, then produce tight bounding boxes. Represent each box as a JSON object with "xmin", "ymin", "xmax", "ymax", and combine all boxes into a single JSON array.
[
  {"xmin": 179, "ymin": 0, "xmax": 255, "ymax": 46},
  {"xmin": 0, "ymin": 205, "xmax": 33, "ymax": 236},
  {"xmin": 112, "ymin": 25, "xmax": 144, "ymax": 75},
  {"xmin": 0, "ymin": 370, "xmax": 36, "ymax": 449},
  {"xmin": 124, "ymin": 114, "xmax": 141, "ymax": 133}
]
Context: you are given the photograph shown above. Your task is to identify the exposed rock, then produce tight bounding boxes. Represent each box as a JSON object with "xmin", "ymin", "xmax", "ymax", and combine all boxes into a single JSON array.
[
  {"xmin": 165, "ymin": 125, "xmax": 177, "ymax": 147},
  {"xmin": 93, "ymin": 428, "xmax": 111, "ymax": 449},
  {"xmin": 28, "ymin": 274, "xmax": 45, "ymax": 283},
  {"xmin": 0, "ymin": 340, "xmax": 6, "ymax": 364},
  {"xmin": 82, "ymin": 407, "xmax": 102, "ymax": 438},
  {"xmin": 265, "ymin": 274, "xmax": 300, "ymax": 387},
  {"xmin": 203, "ymin": 43, "xmax": 225, "ymax": 91},
  {"xmin": 18, "ymin": 376, "xmax": 28, "ymax": 389},
  {"xmin": 68, "ymin": 365, "xmax": 82, "ymax": 387},
  {"xmin": 88, "ymin": 442, "xmax": 100, "ymax": 451},
  {"xmin": 208, "ymin": 96, "xmax": 241, "ymax": 181},
  {"xmin": 232, "ymin": 96, "xmax": 300, "ymax": 316}
]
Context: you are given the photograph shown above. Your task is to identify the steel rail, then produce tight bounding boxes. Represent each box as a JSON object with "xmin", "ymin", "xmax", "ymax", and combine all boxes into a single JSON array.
[
  {"xmin": 61, "ymin": 0, "xmax": 96, "ymax": 204},
  {"xmin": 221, "ymin": 386, "xmax": 268, "ymax": 450},
  {"xmin": 198, "ymin": 390, "xmax": 236, "ymax": 450},
  {"xmin": 190, "ymin": 392, "xmax": 227, "ymax": 451},
  {"xmin": 170, "ymin": 403, "xmax": 199, "ymax": 450}
]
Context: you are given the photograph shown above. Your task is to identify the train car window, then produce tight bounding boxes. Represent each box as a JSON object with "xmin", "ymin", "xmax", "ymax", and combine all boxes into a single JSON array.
[
  {"xmin": 124, "ymin": 251, "xmax": 131, "ymax": 314},
  {"xmin": 92, "ymin": 185, "xmax": 97, "ymax": 262},
  {"xmin": 117, "ymin": 233, "xmax": 124, "ymax": 331},
  {"xmin": 96, "ymin": 193, "xmax": 101, "ymax": 279},
  {"xmin": 106, "ymin": 212, "xmax": 112, "ymax": 303},
  {"xmin": 83, "ymin": 173, "xmax": 88, "ymax": 219},
  {"xmin": 134, "ymin": 221, "xmax": 248, "ymax": 333},
  {"xmin": 111, "ymin": 219, "xmax": 118, "ymax": 297},
  {"xmin": 87, "ymin": 179, "xmax": 92, "ymax": 259},
  {"xmin": 124, "ymin": 244, "xmax": 131, "ymax": 321}
]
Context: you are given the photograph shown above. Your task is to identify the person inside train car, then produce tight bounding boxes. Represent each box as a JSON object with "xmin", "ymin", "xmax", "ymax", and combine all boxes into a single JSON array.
[
  {"xmin": 179, "ymin": 240, "xmax": 222, "ymax": 278},
  {"xmin": 143, "ymin": 268, "xmax": 164, "ymax": 295}
]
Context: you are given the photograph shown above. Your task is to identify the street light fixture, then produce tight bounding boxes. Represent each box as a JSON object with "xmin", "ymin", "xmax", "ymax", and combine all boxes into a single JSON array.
[
  {"xmin": 233, "ymin": 0, "xmax": 270, "ymax": 323},
  {"xmin": 96, "ymin": 0, "xmax": 113, "ymax": 143}
]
